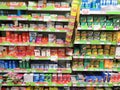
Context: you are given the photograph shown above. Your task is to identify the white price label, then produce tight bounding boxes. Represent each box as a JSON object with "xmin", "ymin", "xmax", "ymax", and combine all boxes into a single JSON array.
[
  {"xmin": 44, "ymin": 16, "xmax": 50, "ymax": 21},
  {"xmin": 80, "ymin": 56, "xmax": 84, "ymax": 58},
  {"xmin": 86, "ymin": 42, "xmax": 90, "ymax": 44},
  {"xmin": 52, "ymin": 84, "xmax": 56, "ymax": 86},
  {"xmin": 91, "ymin": 56, "xmax": 95, "ymax": 59},
  {"xmin": 10, "ymin": 7, "xmax": 15, "ymax": 9},
  {"xmin": 51, "ymin": 56, "xmax": 58, "ymax": 61},
  {"xmin": 81, "ymin": 9, "xmax": 90, "ymax": 14},
  {"xmin": 94, "ymin": 25, "xmax": 101, "ymax": 30},
  {"xmin": 64, "ymin": 84, "xmax": 67, "ymax": 86},
  {"xmin": 44, "ymin": 84, "xmax": 48, "ymax": 86},
  {"xmin": 22, "ymin": 84, "xmax": 25, "ymax": 86},
  {"xmin": 36, "ymin": 84, "xmax": 39, "ymax": 86}
]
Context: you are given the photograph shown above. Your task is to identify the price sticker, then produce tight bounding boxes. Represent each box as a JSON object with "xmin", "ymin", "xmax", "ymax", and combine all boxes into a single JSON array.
[
  {"xmin": 44, "ymin": 84, "xmax": 48, "ymax": 86},
  {"xmin": 51, "ymin": 56, "xmax": 58, "ymax": 62},
  {"xmin": 44, "ymin": 16, "xmax": 50, "ymax": 21},
  {"xmin": 86, "ymin": 42, "xmax": 90, "ymax": 44},
  {"xmin": 81, "ymin": 9, "xmax": 90, "ymax": 14},
  {"xmin": 94, "ymin": 25, "xmax": 101, "ymax": 30},
  {"xmin": 10, "ymin": 7, "xmax": 15, "ymax": 9},
  {"xmin": 64, "ymin": 84, "xmax": 67, "ymax": 86}
]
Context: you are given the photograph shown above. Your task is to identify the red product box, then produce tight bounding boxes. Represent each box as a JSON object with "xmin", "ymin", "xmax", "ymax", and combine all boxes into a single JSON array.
[
  {"xmin": 26, "ymin": 46, "xmax": 35, "ymax": 56},
  {"xmin": 51, "ymin": 48, "xmax": 58, "ymax": 56},
  {"xmin": 57, "ymin": 48, "xmax": 65, "ymax": 57},
  {"xmin": 17, "ymin": 46, "xmax": 26, "ymax": 57},
  {"xmin": 14, "ymin": 33, "xmax": 19, "ymax": 43},
  {"xmin": 6, "ymin": 31, "xmax": 11, "ymax": 42},
  {"xmin": 52, "ymin": 74, "xmax": 58, "ymax": 83},
  {"xmin": 22, "ymin": 33, "xmax": 27, "ymax": 43},
  {"xmin": 57, "ymin": 74, "xmax": 62, "ymax": 83},
  {"xmin": 18, "ymin": 35, "xmax": 22, "ymax": 43}
]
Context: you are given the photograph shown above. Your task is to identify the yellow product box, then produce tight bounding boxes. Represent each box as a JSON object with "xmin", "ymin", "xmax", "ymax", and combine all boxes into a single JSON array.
[
  {"xmin": 104, "ymin": 49, "xmax": 110, "ymax": 55},
  {"xmin": 71, "ymin": 4, "xmax": 79, "ymax": 16},
  {"xmin": 110, "ymin": 46, "xmax": 116, "ymax": 55},
  {"xmin": 98, "ymin": 49, "xmax": 103, "ymax": 55},
  {"xmin": 117, "ymin": 32, "xmax": 120, "ymax": 42},
  {"xmin": 76, "ymin": 31, "xmax": 81, "ymax": 41},
  {"xmin": 92, "ymin": 49, "xmax": 98, "ymax": 55}
]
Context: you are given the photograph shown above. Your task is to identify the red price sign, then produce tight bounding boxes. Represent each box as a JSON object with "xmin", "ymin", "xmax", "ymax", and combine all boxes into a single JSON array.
[{"xmin": 81, "ymin": 9, "xmax": 90, "ymax": 14}]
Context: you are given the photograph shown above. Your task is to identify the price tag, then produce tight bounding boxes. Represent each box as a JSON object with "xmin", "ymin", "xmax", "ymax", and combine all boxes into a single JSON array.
[
  {"xmin": 101, "ymin": 42, "xmax": 104, "ymax": 44},
  {"xmin": 94, "ymin": 25, "xmax": 101, "ymax": 30},
  {"xmin": 73, "ymin": 69, "xmax": 77, "ymax": 71},
  {"xmin": 86, "ymin": 42, "xmax": 90, "ymax": 44},
  {"xmin": 107, "ymin": 42, "xmax": 111, "ymax": 45},
  {"xmin": 91, "ymin": 56, "xmax": 95, "ymax": 59},
  {"xmin": 73, "ymin": 84, "xmax": 77, "ymax": 86},
  {"xmin": 44, "ymin": 84, "xmax": 48, "ymax": 86},
  {"xmin": 81, "ymin": 9, "xmax": 90, "ymax": 14},
  {"xmin": 51, "ymin": 56, "xmax": 58, "ymax": 62},
  {"xmin": 64, "ymin": 84, "xmax": 67, "ymax": 86},
  {"xmin": 10, "ymin": 7, "xmax": 15, "ymax": 9},
  {"xmin": 102, "ymin": 28, "xmax": 106, "ymax": 30},
  {"xmin": 36, "ymin": 84, "xmax": 39, "ymax": 86},
  {"xmin": 22, "ymin": 83, "xmax": 25, "ymax": 86},
  {"xmin": 104, "ymin": 56, "xmax": 108, "ymax": 59},
  {"xmin": 80, "ymin": 56, "xmax": 84, "ymax": 58},
  {"xmin": 44, "ymin": 16, "xmax": 50, "ymax": 21},
  {"xmin": 52, "ymin": 84, "xmax": 56, "ymax": 86}
]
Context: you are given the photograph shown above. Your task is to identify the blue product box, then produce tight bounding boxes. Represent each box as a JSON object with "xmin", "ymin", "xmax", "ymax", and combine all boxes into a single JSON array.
[
  {"xmin": 39, "ymin": 74, "xmax": 45, "ymax": 82},
  {"xmin": 33, "ymin": 74, "xmax": 40, "ymax": 82}
]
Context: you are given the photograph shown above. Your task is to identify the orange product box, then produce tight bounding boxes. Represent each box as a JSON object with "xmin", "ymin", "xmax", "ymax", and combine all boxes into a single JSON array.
[
  {"xmin": 104, "ymin": 59, "xmax": 113, "ymax": 69},
  {"xmin": 8, "ymin": 46, "xmax": 17, "ymax": 57},
  {"xmin": 26, "ymin": 46, "xmax": 35, "ymax": 56},
  {"xmin": 41, "ymin": 36, "xmax": 48, "ymax": 44},
  {"xmin": 51, "ymin": 48, "xmax": 58, "ymax": 56}
]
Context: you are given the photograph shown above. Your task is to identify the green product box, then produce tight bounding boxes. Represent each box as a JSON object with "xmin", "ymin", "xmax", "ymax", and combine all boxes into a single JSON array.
[
  {"xmin": 81, "ymin": 22, "xmax": 87, "ymax": 26},
  {"xmin": 113, "ymin": 18, "xmax": 120, "ymax": 23},
  {"xmin": 45, "ymin": 74, "xmax": 52, "ymax": 82},
  {"xmin": 106, "ymin": 19, "xmax": 113, "ymax": 23},
  {"xmin": 94, "ymin": 16, "xmax": 106, "ymax": 22},
  {"xmin": 74, "ymin": 47, "xmax": 80, "ymax": 55},
  {"xmin": 86, "ymin": 49, "xmax": 92, "ymax": 55},
  {"xmin": 93, "ymin": 22, "xmax": 100, "ymax": 25},
  {"xmin": 100, "ymin": 22, "xmax": 106, "ymax": 27},
  {"xmin": 99, "ymin": 60, "xmax": 104, "ymax": 69},
  {"xmin": 84, "ymin": 59, "xmax": 90, "ymax": 69},
  {"xmin": 106, "ymin": 22, "xmax": 113, "ymax": 26},
  {"xmin": 113, "ymin": 22, "xmax": 120, "ymax": 27},
  {"xmin": 87, "ymin": 22, "xmax": 93, "ymax": 27},
  {"xmin": 87, "ymin": 16, "xmax": 93, "ymax": 22},
  {"xmin": 80, "ymin": 16, "xmax": 87, "ymax": 22}
]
